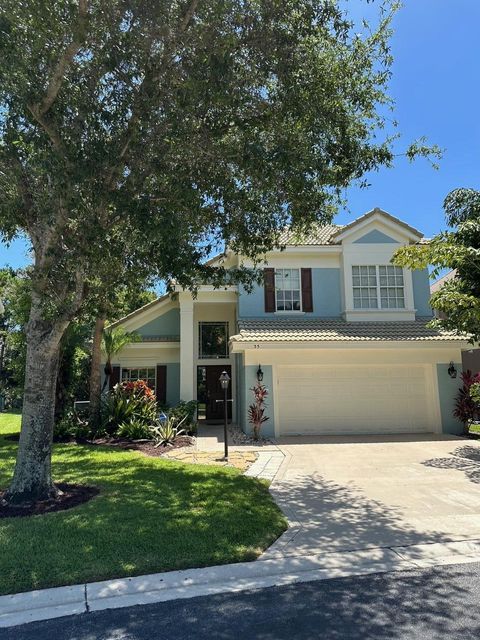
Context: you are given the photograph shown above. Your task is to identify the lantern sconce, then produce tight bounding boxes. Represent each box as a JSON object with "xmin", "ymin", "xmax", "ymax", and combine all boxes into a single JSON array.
[
  {"xmin": 256, "ymin": 365, "xmax": 264, "ymax": 382},
  {"xmin": 447, "ymin": 362, "xmax": 457, "ymax": 379}
]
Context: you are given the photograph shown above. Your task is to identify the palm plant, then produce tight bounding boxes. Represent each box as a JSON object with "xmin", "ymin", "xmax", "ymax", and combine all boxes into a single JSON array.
[{"xmin": 101, "ymin": 327, "xmax": 141, "ymax": 391}]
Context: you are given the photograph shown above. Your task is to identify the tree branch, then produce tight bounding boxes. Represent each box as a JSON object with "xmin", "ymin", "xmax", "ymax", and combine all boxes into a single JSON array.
[
  {"xmin": 33, "ymin": 0, "xmax": 89, "ymax": 118},
  {"xmin": 27, "ymin": 0, "xmax": 89, "ymax": 155},
  {"xmin": 105, "ymin": 0, "xmax": 200, "ymax": 187}
]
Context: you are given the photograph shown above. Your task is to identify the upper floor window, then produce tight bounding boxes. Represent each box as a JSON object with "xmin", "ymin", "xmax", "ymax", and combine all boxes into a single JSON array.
[
  {"xmin": 199, "ymin": 321, "xmax": 229, "ymax": 359},
  {"xmin": 352, "ymin": 265, "xmax": 405, "ymax": 309},
  {"xmin": 121, "ymin": 367, "xmax": 156, "ymax": 390},
  {"xmin": 275, "ymin": 268, "xmax": 301, "ymax": 311}
]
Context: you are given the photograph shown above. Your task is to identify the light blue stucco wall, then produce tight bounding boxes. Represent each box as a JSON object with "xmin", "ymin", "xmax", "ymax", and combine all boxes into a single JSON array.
[
  {"xmin": 436, "ymin": 363, "xmax": 463, "ymax": 435},
  {"xmin": 238, "ymin": 268, "xmax": 342, "ymax": 318},
  {"xmin": 241, "ymin": 365, "xmax": 275, "ymax": 438},
  {"xmin": 353, "ymin": 230, "xmax": 398, "ymax": 243},
  {"xmin": 136, "ymin": 308, "xmax": 180, "ymax": 338},
  {"xmin": 412, "ymin": 269, "xmax": 433, "ymax": 317},
  {"xmin": 166, "ymin": 363, "xmax": 181, "ymax": 406}
]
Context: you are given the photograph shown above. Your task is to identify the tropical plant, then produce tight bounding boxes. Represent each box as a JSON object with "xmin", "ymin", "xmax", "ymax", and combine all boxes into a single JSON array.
[
  {"xmin": 101, "ymin": 380, "xmax": 157, "ymax": 435},
  {"xmin": 101, "ymin": 327, "xmax": 141, "ymax": 391},
  {"xmin": 454, "ymin": 370, "xmax": 480, "ymax": 433},
  {"xmin": 248, "ymin": 383, "xmax": 269, "ymax": 441},
  {"xmin": 117, "ymin": 418, "xmax": 152, "ymax": 441},
  {"xmin": 150, "ymin": 415, "xmax": 187, "ymax": 448},
  {"xmin": 167, "ymin": 400, "xmax": 198, "ymax": 431}
]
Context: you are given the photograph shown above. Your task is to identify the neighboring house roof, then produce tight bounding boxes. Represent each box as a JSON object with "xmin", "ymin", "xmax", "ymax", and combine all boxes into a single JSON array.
[
  {"xmin": 430, "ymin": 269, "xmax": 457, "ymax": 293},
  {"xmin": 231, "ymin": 318, "xmax": 468, "ymax": 343},
  {"xmin": 332, "ymin": 207, "xmax": 424, "ymax": 240}
]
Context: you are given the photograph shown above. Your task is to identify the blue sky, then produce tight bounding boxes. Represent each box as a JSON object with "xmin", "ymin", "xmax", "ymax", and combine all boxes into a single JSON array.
[{"xmin": 1, "ymin": 0, "xmax": 478, "ymax": 270}]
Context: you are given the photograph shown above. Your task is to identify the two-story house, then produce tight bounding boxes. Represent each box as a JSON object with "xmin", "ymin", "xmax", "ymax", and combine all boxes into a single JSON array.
[{"xmin": 106, "ymin": 208, "xmax": 469, "ymax": 437}]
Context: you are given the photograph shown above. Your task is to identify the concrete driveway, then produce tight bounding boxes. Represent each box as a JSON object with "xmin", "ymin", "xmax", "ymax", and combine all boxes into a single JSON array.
[{"xmin": 263, "ymin": 434, "xmax": 480, "ymax": 559}]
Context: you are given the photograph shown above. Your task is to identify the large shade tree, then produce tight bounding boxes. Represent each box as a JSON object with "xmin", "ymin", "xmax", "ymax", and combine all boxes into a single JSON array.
[{"xmin": 0, "ymin": 0, "xmax": 425, "ymax": 504}]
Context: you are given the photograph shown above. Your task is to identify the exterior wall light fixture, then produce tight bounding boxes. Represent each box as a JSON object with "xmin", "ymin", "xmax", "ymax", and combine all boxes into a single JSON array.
[{"xmin": 448, "ymin": 362, "xmax": 457, "ymax": 379}]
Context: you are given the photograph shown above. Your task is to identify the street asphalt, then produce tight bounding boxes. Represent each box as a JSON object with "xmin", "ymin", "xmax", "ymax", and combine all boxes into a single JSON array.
[{"xmin": 4, "ymin": 562, "xmax": 480, "ymax": 640}]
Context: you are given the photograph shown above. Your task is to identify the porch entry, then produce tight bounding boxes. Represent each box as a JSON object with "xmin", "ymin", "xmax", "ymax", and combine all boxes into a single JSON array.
[{"xmin": 197, "ymin": 365, "xmax": 232, "ymax": 423}]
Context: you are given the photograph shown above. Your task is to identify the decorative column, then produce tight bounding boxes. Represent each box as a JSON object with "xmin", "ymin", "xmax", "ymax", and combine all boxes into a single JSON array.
[{"xmin": 179, "ymin": 292, "xmax": 195, "ymax": 401}]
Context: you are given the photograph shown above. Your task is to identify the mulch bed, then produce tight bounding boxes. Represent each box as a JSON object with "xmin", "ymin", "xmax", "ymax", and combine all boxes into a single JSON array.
[
  {"xmin": 0, "ymin": 483, "xmax": 99, "ymax": 519},
  {"xmin": 90, "ymin": 435, "xmax": 195, "ymax": 457}
]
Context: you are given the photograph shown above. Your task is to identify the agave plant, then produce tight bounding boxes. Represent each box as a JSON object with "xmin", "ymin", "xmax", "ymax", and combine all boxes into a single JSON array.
[{"xmin": 150, "ymin": 415, "xmax": 187, "ymax": 447}]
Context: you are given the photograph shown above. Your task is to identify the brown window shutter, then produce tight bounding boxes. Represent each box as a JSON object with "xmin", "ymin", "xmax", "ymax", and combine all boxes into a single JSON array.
[
  {"xmin": 156, "ymin": 365, "xmax": 167, "ymax": 405},
  {"xmin": 301, "ymin": 268, "xmax": 313, "ymax": 312},
  {"xmin": 109, "ymin": 365, "xmax": 120, "ymax": 390},
  {"xmin": 264, "ymin": 268, "xmax": 276, "ymax": 313}
]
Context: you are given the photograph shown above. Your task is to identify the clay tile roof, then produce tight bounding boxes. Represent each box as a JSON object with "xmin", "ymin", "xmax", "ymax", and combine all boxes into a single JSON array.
[
  {"xmin": 277, "ymin": 224, "xmax": 342, "ymax": 246},
  {"xmin": 231, "ymin": 318, "xmax": 468, "ymax": 343}
]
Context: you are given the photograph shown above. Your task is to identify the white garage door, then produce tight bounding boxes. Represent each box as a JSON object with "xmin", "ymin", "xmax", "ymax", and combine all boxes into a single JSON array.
[{"xmin": 277, "ymin": 364, "xmax": 434, "ymax": 435}]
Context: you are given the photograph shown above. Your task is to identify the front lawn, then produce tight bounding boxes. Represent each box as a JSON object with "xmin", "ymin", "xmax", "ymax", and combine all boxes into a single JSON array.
[{"xmin": 0, "ymin": 413, "xmax": 286, "ymax": 596}]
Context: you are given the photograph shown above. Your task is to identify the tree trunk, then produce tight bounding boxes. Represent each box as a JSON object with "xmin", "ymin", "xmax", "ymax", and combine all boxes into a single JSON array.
[
  {"xmin": 89, "ymin": 314, "xmax": 106, "ymax": 427},
  {"xmin": 4, "ymin": 305, "xmax": 67, "ymax": 505}
]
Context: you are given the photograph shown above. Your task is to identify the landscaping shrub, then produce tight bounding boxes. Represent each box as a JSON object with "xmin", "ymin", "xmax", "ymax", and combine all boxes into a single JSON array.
[
  {"xmin": 454, "ymin": 370, "xmax": 480, "ymax": 433},
  {"xmin": 248, "ymin": 383, "xmax": 269, "ymax": 440},
  {"xmin": 54, "ymin": 411, "xmax": 92, "ymax": 442},
  {"xmin": 166, "ymin": 400, "xmax": 198, "ymax": 433},
  {"xmin": 101, "ymin": 380, "xmax": 157, "ymax": 435},
  {"xmin": 117, "ymin": 418, "xmax": 152, "ymax": 440}
]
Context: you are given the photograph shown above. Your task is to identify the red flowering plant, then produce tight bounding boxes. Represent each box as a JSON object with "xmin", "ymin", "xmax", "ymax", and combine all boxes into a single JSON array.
[
  {"xmin": 121, "ymin": 379, "xmax": 156, "ymax": 400},
  {"xmin": 248, "ymin": 383, "xmax": 269, "ymax": 441},
  {"xmin": 454, "ymin": 370, "xmax": 480, "ymax": 433},
  {"xmin": 102, "ymin": 379, "xmax": 158, "ymax": 436}
]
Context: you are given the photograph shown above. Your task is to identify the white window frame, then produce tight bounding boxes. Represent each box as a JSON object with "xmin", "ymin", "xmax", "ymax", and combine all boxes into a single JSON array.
[
  {"xmin": 274, "ymin": 268, "xmax": 303, "ymax": 312},
  {"xmin": 120, "ymin": 367, "xmax": 157, "ymax": 391},
  {"xmin": 352, "ymin": 265, "xmax": 406, "ymax": 310}
]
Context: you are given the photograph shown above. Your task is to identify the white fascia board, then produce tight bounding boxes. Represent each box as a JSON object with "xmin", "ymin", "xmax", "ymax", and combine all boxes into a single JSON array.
[
  {"xmin": 230, "ymin": 340, "xmax": 470, "ymax": 352},
  {"xmin": 335, "ymin": 213, "xmax": 422, "ymax": 243}
]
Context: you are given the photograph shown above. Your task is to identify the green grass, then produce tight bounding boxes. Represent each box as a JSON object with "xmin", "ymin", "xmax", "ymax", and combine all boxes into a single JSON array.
[
  {"xmin": 0, "ymin": 413, "xmax": 287, "ymax": 596},
  {"xmin": 469, "ymin": 423, "xmax": 480, "ymax": 435}
]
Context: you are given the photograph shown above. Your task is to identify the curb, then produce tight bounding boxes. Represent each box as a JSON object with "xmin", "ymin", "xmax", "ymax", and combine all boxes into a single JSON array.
[{"xmin": 3, "ymin": 540, "xmax": 480, "ymax": 628}]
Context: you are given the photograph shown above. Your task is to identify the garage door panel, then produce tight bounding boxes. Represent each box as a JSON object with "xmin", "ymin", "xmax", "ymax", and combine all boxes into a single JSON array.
[{"xmin": 277, "ymin": 364, "xmax": 433, "ymax": 435}]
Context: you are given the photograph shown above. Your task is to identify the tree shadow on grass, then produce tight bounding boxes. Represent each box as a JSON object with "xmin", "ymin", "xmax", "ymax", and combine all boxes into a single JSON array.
[{"xmin": 423, "ymin": 445, "xmax": 480, "ymax": 486}]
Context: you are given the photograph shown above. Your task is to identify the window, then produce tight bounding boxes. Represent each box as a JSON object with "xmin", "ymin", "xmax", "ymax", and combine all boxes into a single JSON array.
[
  {"xmin": 121, "ymin": 367, "xmax": 156, "ymax": 390},
  {"xmin": 352, "ymin": 266, "xmax": 378, "ymax": 309},
  {"xmin": 199, "ymin": 322, "xmax": 229, "ymax": 359},
  {"xmin": 352, "ymin": 265, "xmax": 405, "ymax": 309},
  {"xmin": 275, "ymin": 268, "xmax": 301, "ymax": 311},
  {"xmin": 379, "ymin": 265, "xmax": 405, "ymax": 309}
]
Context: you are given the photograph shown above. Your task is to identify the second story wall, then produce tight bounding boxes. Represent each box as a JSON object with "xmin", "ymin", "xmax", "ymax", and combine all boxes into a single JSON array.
[
  {"xmin": 238, "ymin": 251, "xmax": 343, "ymax": 318},
  {"xmin": 412, "ymin": 269, "xmax": 433, "ymax": 317}
]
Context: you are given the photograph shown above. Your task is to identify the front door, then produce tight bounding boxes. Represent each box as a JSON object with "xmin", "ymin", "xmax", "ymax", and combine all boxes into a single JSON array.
[{"xmin": 198, "ymin": 365, "xmax": 232, "ymax": 422}]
